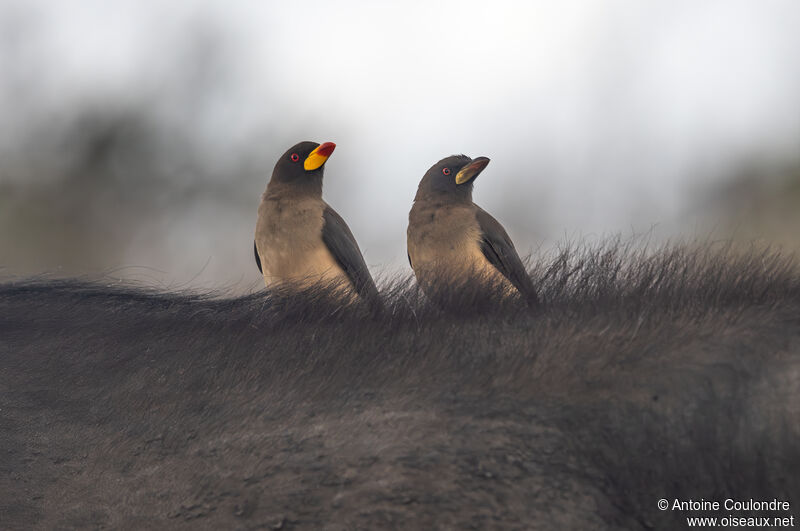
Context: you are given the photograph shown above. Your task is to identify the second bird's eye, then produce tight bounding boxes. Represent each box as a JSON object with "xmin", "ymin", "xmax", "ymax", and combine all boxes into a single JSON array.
[
  {"xmin": 290, "ymin": 153, "xmax": 300, "ymax": 162},
  {"xmin": 442, "ymin": 168, "xmax": 451, "ymax": 176}
]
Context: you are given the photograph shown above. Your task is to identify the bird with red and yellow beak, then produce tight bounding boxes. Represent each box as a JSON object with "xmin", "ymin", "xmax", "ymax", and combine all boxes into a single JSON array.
[{"xmin": 254, "ymin": 141, "xmax": 377, "ymax": 300}]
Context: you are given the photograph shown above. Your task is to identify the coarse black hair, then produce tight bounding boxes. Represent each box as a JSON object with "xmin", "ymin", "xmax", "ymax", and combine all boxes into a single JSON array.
[{"xmin": 1, "ymin": 238, "xmax": 799, "ymax": 529}]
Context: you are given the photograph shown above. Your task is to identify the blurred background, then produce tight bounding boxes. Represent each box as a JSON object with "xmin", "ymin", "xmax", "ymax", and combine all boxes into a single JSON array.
[{"xmin": 1, "ymin": 0, "xmax": 799, "ymax": 292}]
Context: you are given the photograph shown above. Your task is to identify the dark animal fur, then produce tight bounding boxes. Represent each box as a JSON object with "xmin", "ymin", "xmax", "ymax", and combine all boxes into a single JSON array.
[{"xmin": 1, "ymin": 239, "xmax": 799, "ymax": 529}]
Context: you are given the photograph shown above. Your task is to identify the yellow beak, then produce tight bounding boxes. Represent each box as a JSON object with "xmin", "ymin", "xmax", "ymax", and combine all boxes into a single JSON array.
[
  {"xmin": 304, "ymin": 142, "xmax": 336, "ymax": 171},
  {"xmin": 455, "ymin": 156, "xmax": 491, "ymax": 185}
]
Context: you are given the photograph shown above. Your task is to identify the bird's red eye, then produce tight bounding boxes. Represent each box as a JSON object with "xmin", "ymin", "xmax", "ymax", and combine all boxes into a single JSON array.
[
  {"xmin": 442, "ymin": 167, "xmax": 451, "ymax": 176},
  {"xmin": 290, "ymin": 153, "xmax": 300, "ymax": 162}
]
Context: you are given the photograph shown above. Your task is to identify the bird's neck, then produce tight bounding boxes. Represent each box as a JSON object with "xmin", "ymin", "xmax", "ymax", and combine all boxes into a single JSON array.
[
  {"xmin": 265, "ymin": 178, "xmax": 323, "ymax": 200},
  {"xmin": 413, "ymin": 188, "xmax": 473, "ymax": 205}
]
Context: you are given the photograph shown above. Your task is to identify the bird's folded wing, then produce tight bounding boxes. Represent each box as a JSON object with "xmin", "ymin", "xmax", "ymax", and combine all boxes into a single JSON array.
[
  {"xmin": 322, "ymin": 205, "xmax": 379, "ymax": 299},
  {"xmin": 254, "ymin": 240, "xmax": 262, "ymax": 274},
  {"xmin": 475, "ymin": 208, "xmax": 539, "ymax": 305}
]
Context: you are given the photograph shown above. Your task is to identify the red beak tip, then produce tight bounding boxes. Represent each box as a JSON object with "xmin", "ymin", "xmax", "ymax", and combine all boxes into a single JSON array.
[{"xmin": 317, "ymin": 142, "xmax": 336, "ymax": 157}]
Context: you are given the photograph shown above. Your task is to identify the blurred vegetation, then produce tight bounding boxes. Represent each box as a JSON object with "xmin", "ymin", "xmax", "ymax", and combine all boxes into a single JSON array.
[
  {"xmin": 2, "ymin": 100, "xmax": 798, "ymax": 284},
  {"xmin": 696, "ymin": 159, "xmax": 800, "ymax": 252},
  {"xmin": 0, "ymin": 103, "xmax": 263, "ymax": 285}
]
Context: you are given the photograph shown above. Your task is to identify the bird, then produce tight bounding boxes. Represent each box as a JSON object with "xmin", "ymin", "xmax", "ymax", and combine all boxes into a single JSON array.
[
  {"xmin": 254, "ymin": 141, "xmax": 378, "ymax": 301},
  {"xmin": 407, "ymin": 154, "xmax": 539, "ymax": 306}
]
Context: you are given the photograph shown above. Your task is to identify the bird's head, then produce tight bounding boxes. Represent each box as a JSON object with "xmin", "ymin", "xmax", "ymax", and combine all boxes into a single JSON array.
[
  {"xmin": 269, "ymin": 141, "xmax": 336, "ymax": 193},
  {"xmin": 415, "ymin": 154, "xmax": 490, "ymax": 202}
]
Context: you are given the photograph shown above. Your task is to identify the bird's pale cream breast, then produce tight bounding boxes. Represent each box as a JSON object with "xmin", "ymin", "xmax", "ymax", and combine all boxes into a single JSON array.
[
  {"xmin": 255, "ymin": 196, "xmax": 346, "ymax": 287},
  {"xmin": 407, "ymin": 200, "xmax": 516, "ymax": 296},
  {"xmin": 408, "ymin": 202, "xmax": 486, "ymax": 271}
]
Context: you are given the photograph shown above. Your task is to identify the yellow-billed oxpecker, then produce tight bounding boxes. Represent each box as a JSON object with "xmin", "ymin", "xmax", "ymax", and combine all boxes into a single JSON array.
[
  {"xmin": 407, "ymin": 155, "xmax": 539, "ymax": 305},
  {"xmin": 255, "ymin": 141, "xmax": 378, "ymax": 300}
]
